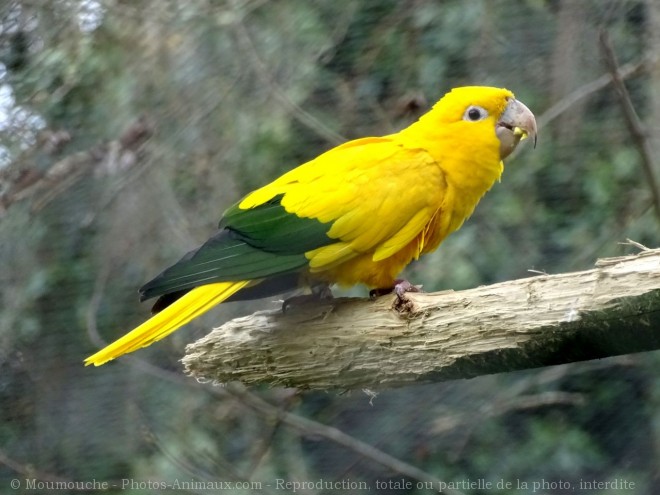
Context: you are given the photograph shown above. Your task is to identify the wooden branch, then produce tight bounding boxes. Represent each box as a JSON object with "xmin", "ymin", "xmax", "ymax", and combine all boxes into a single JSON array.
[{"xmin": 183, "ymin": 248, "xmax": 660, "ymax": 390}]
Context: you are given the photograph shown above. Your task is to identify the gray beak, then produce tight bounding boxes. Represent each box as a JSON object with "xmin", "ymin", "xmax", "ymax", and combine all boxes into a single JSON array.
[{"xmin": 496, "ymin": 98, "xmax": 537, "ymax": 159}]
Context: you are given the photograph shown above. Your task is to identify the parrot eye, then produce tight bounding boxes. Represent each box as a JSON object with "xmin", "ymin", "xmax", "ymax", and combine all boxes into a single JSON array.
[{"xmin": 464, "ymin": 106, "xmax": 488, "ymax": 122}]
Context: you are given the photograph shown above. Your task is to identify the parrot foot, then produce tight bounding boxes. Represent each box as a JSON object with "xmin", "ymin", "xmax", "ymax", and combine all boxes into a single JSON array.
[
  {"xmin": 394, "ymin": 279, "xmax": 423, "ymax": 298},
  {"xmin": 282, "ymin": 283, "xmax": 333, "ymax": 313},
  {"xmin": 370, "ymin": 279, "xmax": 422, "ymax": 313},
  {"xmin": 393, "ymin": 279, "xmax": 423, "ymax": 312},
  {"xmin": 369, "ymin": 279, "xmax": 423, "ymax": 299}
]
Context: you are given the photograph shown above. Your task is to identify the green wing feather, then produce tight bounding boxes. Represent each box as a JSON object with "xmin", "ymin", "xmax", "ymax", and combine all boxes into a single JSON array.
[
  {"xmin": 221, "ymin": 194, "xmax": 332, "ymax": 253},
  {"xmin": 139, "ymin": 196, "xmax": 333, "ymax": 301}
]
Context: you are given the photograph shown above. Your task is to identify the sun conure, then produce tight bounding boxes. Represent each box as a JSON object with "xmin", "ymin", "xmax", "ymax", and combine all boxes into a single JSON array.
[{"xmin": 85, "ymin": 86, "xmax": 537, "ymax": 366}]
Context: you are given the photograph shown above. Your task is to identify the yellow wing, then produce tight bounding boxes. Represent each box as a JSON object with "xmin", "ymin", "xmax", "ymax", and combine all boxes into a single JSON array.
[{"xmin": 239, "ymin": 136, "xmax": 448, "ymax": 274}]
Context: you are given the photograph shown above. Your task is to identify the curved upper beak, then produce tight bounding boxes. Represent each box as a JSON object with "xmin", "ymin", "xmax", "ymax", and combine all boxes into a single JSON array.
[{"xmin": 496, "ymin": 98, "xmax": 537, "ymax": 159}]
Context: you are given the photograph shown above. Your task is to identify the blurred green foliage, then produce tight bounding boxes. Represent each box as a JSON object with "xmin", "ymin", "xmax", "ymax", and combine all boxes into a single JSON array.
[{"xmin": 1, "ymin": 0, "xmax": 660, "ymax": 493}]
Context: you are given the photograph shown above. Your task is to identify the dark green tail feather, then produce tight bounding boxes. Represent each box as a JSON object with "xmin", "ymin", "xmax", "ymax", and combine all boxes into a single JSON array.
[{"xmin": 148, "ymin": 272, "xmax": 301, "ymax": 313}]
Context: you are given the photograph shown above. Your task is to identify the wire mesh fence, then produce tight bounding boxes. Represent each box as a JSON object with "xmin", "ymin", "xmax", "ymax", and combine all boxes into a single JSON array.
[{"xmin": 1, "ymin": 0, "xmax": 659, "ymax": 493}]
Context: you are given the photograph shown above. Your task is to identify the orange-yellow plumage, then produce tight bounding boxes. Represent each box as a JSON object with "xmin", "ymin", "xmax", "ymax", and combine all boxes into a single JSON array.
[{"xmin": 86, "ymin": 86, "xmax": 536, "ymax": 366}]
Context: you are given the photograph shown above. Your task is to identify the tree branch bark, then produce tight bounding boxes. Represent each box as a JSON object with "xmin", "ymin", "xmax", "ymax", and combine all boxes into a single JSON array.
[{"xmin": 183, "ymin": 248, "xmax": 660, "ymax": 390}]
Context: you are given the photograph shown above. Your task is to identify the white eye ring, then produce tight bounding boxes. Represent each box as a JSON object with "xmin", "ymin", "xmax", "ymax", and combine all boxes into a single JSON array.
[{"xmin": 463, "ymin": 105, "xmax": 488, "ymax": 122}]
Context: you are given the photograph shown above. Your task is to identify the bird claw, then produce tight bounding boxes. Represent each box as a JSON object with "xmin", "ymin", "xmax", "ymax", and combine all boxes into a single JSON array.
[
  {"xmin": 393, "ymin": 279, "xmax": 422, "ymax": 313},
  {"xmin": 369, "ymin": 279, "xmax": 423, "ymax": 300},
  {"xmin": 393, "ymin": 279, "xmax": 423, "ymax": 298}
]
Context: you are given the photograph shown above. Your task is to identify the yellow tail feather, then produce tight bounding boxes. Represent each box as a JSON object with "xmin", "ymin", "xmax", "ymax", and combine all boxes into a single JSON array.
[{"xmin": 84, "ymin": 280, "xmax": 251, "ymax": 366}]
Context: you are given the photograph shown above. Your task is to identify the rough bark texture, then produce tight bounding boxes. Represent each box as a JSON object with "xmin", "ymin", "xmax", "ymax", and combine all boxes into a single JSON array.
[{"xmin": 183, "ymin": 249, "xmax": 660, "ymax": 390}]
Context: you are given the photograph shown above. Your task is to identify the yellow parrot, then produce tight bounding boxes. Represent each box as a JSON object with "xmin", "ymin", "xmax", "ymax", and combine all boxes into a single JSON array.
[{"xmin": 85, "ymin": 86, "xmax": 536, "ymax": 366}]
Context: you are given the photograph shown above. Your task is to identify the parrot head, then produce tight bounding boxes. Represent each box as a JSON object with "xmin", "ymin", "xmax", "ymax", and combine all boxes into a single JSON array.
[{"xmin": 425, "ymin": 86, "xmax": 537, "ymax": 160}]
